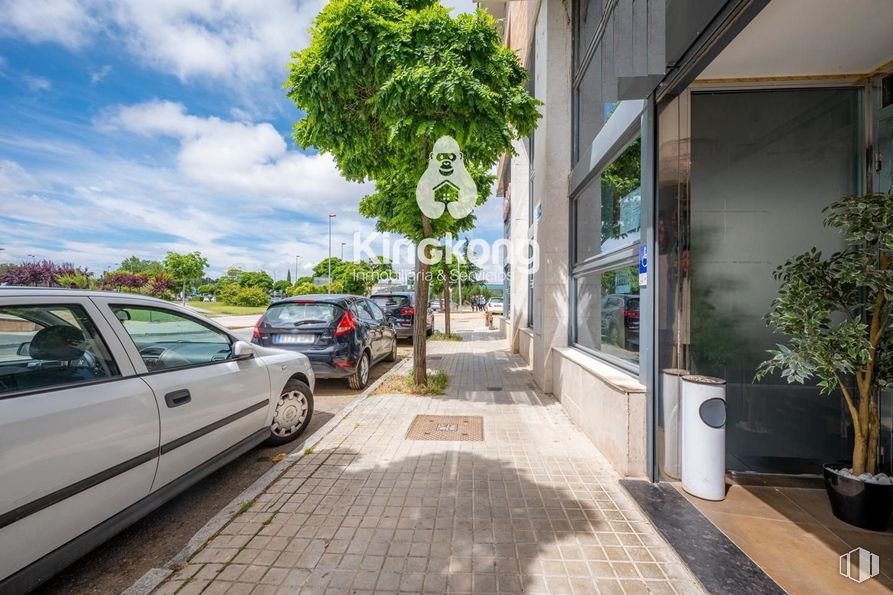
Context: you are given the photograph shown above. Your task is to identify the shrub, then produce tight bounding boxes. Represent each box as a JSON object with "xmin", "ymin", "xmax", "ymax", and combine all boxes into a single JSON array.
[
  {"xmin": 221, "ymin": 285, "xmax": 269, "ymax": 307},
  {"xmin": 0, "ymin": 260, "xmax": 88, "ymax": 287}
]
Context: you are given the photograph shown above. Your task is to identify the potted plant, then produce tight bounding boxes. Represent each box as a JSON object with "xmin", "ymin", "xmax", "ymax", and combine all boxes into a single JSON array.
[{"xmin": 756, "ymin": 192, "xmax": 892, "ymax": 531}]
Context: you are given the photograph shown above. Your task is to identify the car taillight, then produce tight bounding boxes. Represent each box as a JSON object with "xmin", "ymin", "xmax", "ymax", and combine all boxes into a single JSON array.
[
  {"xmin": 252, "ymin": 319, "xmax": 262, "ymax": 339},
  {"xmin": 401, "ymin": 307, "xmax": 415, "ymax": 316},
  {"xmin": 624, "ymin": 310, "xmax": 639, "ymax": 319},
  {"xmin": 334, "ymin": 310, "xmax": 356, "ymax": 336}
]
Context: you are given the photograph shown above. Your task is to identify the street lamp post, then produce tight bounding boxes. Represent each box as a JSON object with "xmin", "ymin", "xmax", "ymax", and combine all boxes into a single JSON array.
[
  {"xmin": 295, "ymin": 255, "xmax": 300, "ymax": 281},
  {"xmin": 328, "ymin": 213, "xmax": 337, "ymax": 282},
  {"xmin": 341, "ymin": 241, "xmax": 346, "ymax": 260}
]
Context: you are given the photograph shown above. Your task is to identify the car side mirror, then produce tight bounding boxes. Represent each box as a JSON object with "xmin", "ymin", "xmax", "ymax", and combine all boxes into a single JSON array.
[
  {"xmin": 17, "ymin": 342, "xmax": 31, "ymax": 356},
  {"xmin": 233, "ymin": 340, "xmax": 255, "ymax": 360},
  {"xmin": 115, "ymin": 310, "xmax": 131, "ymax": 322}
]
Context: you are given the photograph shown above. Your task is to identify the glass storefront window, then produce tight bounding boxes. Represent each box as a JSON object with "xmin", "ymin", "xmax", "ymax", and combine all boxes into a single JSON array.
[
  {"xmin": 574, "ymin": 264, "xmax": 640, "ymax": 365},
  {"xmin": 574, "ymin": 138, "xmax": 642, "ymax": 263}
]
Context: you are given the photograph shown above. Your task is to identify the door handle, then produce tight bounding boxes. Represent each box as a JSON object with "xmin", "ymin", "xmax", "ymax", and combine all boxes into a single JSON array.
[{"xmin": 165, "ymin": 389, "xmax": 192, "ymax": 408}]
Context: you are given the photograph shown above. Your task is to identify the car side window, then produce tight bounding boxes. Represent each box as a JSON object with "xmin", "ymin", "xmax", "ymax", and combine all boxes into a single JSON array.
[
  {"xmin": 366, "ymin": 300, "xmax": 385, "ymax": 322},
  {"xmin": 351, "ymin": 300, "xmax": 374, "ymax": 322},
  {"xmin": 0, "ymin": 304, "xmax": 119, "ymax": 395},
  {"xmin": 112, "ymin": 306, "xmax": 232, "ymax": 372}
]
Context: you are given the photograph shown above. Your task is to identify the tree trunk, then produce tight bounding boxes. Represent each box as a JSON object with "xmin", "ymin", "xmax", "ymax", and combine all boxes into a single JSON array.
[
  {"xmin": 868, "ymin": 390, "xmax": 880, "ymax": 475},
  {"xmin": 443, "ymin": 256, "xmax": 451, "ymax": 337},
  {"xmin": 412, "ymin": 217, "xmax": 434, "ymax": 386},
  {"xmin": 182, "ymin": 281, "xmax": 187, "ymax": 306}
]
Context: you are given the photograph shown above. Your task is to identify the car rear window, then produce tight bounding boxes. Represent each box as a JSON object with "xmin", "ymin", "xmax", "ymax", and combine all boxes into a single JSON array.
[
  {"xmin": 264, "ymin": 302, "xmax": 341, "ymax": 326},
  {"xmin": 371, "ymin": 295, "xmax": 410, "ymax": 309}
]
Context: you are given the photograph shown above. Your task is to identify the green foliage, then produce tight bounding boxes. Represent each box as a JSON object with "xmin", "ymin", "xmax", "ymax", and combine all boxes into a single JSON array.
[
  {"xmin": 163, "ymin": 251, "xmax": 209, "ymax": 285},
  {"xmin": 237, "ymin": 271, "xmax": 274, "ymax": 290},
  {"xmin": 311, "ymin": 257, "xmax": 397, "ymax": 294},
  {"xmin": 429, "ymin": 331, "xmax": 462, "ymax": 341},
  {"xmin": 285, "ymin": 0, "xmax": 540, "ymax": 243},
  {"xmin": 272, "ymin": 280, "xmax": 291, "ymax": 293},
  {"xmin": 119, "ymin": 256, "xmax": 164, "ymax": 275},
  {"xmin": 55, "ymin": 272, "xmax": 95, "ymax": 289},
  {"xmin": 285, "ymin": 280, "xmax": 345, "ymax": 296},
  {"xmin": 197, "ymin": 283, "xmax": 217, "ymax": 295},
  {"xmin": 756, "ymin": 192, "xmax": 893, "ymax": 474},
  {"xmin": 219, "ymin": 285, "xmax": 270, "ymax": 307}
]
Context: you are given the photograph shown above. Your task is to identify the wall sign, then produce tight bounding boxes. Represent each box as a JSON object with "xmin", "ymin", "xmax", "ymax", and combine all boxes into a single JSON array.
[{"xmin": 639, "ymin": 244, "xmax": 648, "ymax": 287}]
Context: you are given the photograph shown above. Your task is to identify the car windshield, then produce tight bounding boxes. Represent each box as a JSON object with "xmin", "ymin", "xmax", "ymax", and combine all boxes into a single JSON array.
[
  {"xmin": 264, "ymin": 302, "xmax": 341, "ymax": 326},
  {"xmin": 371, "ymin": 295, "xmax": 410, "ymax": 309}
]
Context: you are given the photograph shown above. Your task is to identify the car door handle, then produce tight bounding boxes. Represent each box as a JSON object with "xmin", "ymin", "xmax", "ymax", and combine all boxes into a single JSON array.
[{"xmin": 165, "ymin": 389, "xmax": 192, "ymax": 408}]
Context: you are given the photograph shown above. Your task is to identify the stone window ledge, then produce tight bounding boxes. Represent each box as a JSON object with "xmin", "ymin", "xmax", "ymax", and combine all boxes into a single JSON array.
[{"xmin": 554, "ymin": 346, "xmax": 646, "ymax": 395}]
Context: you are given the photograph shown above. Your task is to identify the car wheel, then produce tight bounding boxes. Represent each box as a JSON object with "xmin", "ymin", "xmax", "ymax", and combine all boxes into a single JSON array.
[
  {"xmin": 348, "ymin": 351, "xmax": 370, "ymax": 390},
  {"xmin": 266, "ymin": 379, "xmax": 314, "ymax": 445},
  {"xmin": 385, "ymin": 337, "xmax": 397, "ymax": 362}
]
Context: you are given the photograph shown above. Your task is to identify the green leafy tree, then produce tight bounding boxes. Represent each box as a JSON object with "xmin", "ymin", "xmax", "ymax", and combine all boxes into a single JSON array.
[
  {"xmin": 237, "ymin": 271, "xmax": 274, "ymax": 290},
  {"xmin": 120, "ymin": 256, "xmax": 164, "ymax": 275},
  {"xmin": 272, "ymin": 280, "xmax": 291, "ymax": 293},
  {"xmin": 286, "ymin": 0, "xmax": 539, "ymax": 383},
  {"xmin": 286, "ymin": 269, "xmax": 293, "ymax": 285},
  {"xmin": 163, "ymin": 251, "xmax": 209, "ymax": 305},
  {"xmin": 756, "ymin": 193, "xmax": 893, "ymax": 476}
]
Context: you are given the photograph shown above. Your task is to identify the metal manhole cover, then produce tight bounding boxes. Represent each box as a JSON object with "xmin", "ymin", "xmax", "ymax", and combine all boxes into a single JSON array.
[
  {"xmin": 406, "ymin": 415, "xmax": 484, "ymax": 441},
  {"xmin": 486, "ymin": 386, "xmax": 503, "ymax": 391}
]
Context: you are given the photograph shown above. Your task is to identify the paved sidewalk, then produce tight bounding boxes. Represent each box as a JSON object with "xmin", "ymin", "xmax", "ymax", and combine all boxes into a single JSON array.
[{"xmin": 155, "ymin": 331, "xmax": 703, "ymax": 594}]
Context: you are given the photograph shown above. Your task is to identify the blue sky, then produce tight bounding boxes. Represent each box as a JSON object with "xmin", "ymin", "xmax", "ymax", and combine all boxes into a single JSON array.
[{"xmin": 0, "ymin": 0, "xmax": 503, "ymax": 279}]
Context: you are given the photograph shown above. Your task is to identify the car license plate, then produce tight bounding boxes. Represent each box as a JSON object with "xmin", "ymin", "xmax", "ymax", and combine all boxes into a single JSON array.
[{"xmin": 274, "ymin": 334, "xmax": 314, "ymax": 345}]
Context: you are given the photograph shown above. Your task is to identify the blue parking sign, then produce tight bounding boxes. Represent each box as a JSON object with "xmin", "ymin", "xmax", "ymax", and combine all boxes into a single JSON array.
[{"xmin": 639, "ymin": 245, "xmax": 648, "ymax": 287}]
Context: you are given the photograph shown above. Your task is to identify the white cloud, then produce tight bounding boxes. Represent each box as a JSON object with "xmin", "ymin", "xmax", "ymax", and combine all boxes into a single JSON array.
[
  {"xmin": 22, "ymin": 74, "xmax": 51, "ymax": 92},
  {"xmin": 0, "ymin": 159, "xmax": 34, "ymax": 193},
  {"xmin": 89, "ymin": 64, "xmax": 112, "ymax": 83},
  {"xmin": 107, "ymin": 0, "xmax": 325, "ymax": 83},
  {"xmin": 0, "ymin": 0, "xmax": 97, "ymax": 49},
  {"xmin": 97, "ymin": 100, "xmax": 372, "ymax": 210}
]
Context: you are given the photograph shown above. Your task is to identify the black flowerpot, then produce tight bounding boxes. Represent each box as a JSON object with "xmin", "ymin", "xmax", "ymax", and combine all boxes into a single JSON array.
[{"xmin": 823, "ymin": 463, "xmax": 893, "ymax": 531}]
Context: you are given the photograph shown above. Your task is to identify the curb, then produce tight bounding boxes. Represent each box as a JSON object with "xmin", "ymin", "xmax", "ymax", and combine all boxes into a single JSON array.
[{"xmin": 122, "ymin": 357, "xmax": 412, "ymax": 595}]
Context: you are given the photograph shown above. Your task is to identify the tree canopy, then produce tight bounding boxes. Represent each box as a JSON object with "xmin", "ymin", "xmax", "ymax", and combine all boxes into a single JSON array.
[
  {"xmin": 286, "ymin": 0, "xmax": 539, "ymax": 383},
  {"xmin": 285, "ymin": 0, "xmax": 539, "ymax": 242}
]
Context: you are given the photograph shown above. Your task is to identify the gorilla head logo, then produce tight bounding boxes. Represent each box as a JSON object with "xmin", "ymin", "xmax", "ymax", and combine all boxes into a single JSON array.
[{"xmin": 416, "ymin": 135, "xmax": 477, "ymax": 220}]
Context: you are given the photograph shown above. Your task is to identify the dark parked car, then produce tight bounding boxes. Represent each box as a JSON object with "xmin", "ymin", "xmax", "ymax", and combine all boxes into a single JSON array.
[
  {"xmin": 601, "ymin": 293, "xmax": 640, "ymax": 351},
  {"xmin": 369, "ymin": 291, "xmax": 434, "ymax": 340},
  {"xmin": 252, "ymin": 295, "xmax": 397, "ymax": 389}
]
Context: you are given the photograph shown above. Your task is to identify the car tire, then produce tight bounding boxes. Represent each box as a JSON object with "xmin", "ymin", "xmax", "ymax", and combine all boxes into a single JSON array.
[
  {"xmin": 348, "ymin": 351, "xmax": 370, "ymax": 390},
  {"xmin": 426, "ymin": 327, "xmax": 433, "ymax": 337},
  {"xmin": 385, "ymin": 338, "xmax": 397, "ymax": 362},
  {"xmin": 266, "ymin": 379, "xmax": 314, "ymax": 445}
]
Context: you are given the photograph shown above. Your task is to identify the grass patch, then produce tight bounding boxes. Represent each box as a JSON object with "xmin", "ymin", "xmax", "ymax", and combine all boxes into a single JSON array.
[
  {"xmin": 186, "ymin": 302, "xmax": 268, "ymax": 316},
  {"xmin": 429, "ymin": 331, "xmax": 463, "ymax": 341},
  {"xmin": 304, "ymin": 446, "xmax": 314, "ymax": 455},
  {"xmin": 375, "ymin": 369, "xmax": 448, "ymax": 396},
  {"xmin": 236, "ymin": 499, "xmax": 255, "ymax": 515}
]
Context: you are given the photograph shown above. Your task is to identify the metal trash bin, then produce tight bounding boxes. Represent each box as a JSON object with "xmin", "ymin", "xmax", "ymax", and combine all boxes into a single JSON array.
[
  {"xmin": 681, "ymin": 375, "xmax": 727, "ymax": 501},
  {"xmin": 661, "ymin": 368, "xmax": 688, "ymax": 480}
]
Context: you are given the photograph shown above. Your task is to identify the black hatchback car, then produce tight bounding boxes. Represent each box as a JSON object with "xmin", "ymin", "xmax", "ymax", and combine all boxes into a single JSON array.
[
  {"xmin": 369, "ymin": 291, "xmax": 434, "ymax": 340},
  {"xmin": 252, "ymin": 295, "xmax": 397, "ymax": 389}
]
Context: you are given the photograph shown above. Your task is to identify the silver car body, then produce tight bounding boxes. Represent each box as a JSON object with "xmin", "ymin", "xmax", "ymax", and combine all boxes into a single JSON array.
[{"xmin": 0, "ymin": 289, "xmax": 313, "ymax": 593}]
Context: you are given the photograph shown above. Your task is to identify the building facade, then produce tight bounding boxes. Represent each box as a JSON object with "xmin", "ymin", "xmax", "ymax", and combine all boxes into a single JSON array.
[{"xmin": 488, "ymin": 0, "xmax": 893, "ymax": 480}]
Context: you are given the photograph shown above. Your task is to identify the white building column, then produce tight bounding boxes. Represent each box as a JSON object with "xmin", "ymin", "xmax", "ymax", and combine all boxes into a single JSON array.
[{"xmin": 530, "ymin": 0, "xmax": 572, "ymax": 393}]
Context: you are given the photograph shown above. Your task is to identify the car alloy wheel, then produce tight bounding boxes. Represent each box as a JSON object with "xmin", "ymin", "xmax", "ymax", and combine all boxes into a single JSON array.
[
  {"xmin": 349, "ymin": 352, "xmax": 370, "ymax": 390},
  {"xmin": 271, "ymin": 389, "xmax": 309, "ymax": 438}
]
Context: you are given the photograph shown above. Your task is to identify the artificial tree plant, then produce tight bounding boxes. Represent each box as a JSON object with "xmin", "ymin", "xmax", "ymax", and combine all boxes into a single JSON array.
[{"xmin": 756, "ymin": 192, "xmax": 892, "ymax": 476}]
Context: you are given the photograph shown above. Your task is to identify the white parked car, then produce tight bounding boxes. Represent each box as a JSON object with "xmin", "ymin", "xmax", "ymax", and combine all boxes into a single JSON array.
[
  {"xmin": 0, "ymin": 288, "xmax": 315, "ymax": 593},
  {"xmin": 485, "ymin": 298, "xmax": 504, "ymax": 314}
]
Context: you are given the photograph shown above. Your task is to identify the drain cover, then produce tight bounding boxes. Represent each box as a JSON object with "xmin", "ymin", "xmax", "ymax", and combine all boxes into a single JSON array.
[
  {"xmin": 486, "ymin": 386, "xmax": 503, "ymax": 391},
  {"xmin": 406, "ymin": 415, "xmax": 484, "ymax": 441}
]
